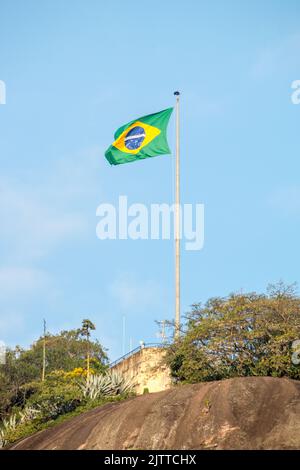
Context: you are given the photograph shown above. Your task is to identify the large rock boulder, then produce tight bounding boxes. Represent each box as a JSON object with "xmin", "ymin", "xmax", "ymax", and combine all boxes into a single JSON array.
[{"xmin": 10, "ymin": 376, "xmax": 300, "ymax": 450}]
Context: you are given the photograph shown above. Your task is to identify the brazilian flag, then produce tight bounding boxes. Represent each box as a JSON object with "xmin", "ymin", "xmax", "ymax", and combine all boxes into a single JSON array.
[{"xmin": 105, "ymin": 108, "xmax": 173, "ymax": 165}]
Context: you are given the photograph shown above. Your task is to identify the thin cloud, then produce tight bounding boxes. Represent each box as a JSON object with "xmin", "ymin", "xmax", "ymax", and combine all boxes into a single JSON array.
[
  {"xmin": 0, "ymin": 145, "xmax": 104, "ymax": 348},
  {"xmin": 0, "ymin": 180, "xmax": 88, "ymax": 260},
  {"xmin": 0, "ymin": 312, "xmax": 25, "ymax": 345},
  {"xmin": 108, "ymin": 272, "xmax": 164, "ymax": 312},
  {"xmin": 0, "ymin": 146, "xmax": 104, "ymax": 262},
  {"xmin": 0, "ymin": 267, "xmax": 52, "ymax": 347},
  {"xmin": 0, "ymin": 267, "xmax": 50, "ymax": 298},
  {"xmin": 251, "ymin": 34, "xmax": 300, "ymax": 79},
  {"xmin": 267, "ymin": 186, "xmax": 300, "ymax": 215}
]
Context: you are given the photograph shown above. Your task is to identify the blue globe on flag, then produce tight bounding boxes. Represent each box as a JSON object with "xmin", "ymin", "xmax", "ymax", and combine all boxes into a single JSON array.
[{"xmin": 124, "ymin": 126, "xmax": 146, "ymax": 150}]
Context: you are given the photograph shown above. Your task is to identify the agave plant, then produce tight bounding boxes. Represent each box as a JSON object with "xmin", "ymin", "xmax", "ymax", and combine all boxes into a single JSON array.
[
  {"xmin": 79, "ymin": 370, "xmax": 135, "ymax": 400},
  {"xmin": 0, "ymin": 428, "xmax": 7, "ymax": 449},
  {"xmin": 108, "ymin": 370, "xmax": 135, "ymax": 395},
  {"xmin": 2, "ymin": 413, "xmax": 17, "ymax": 431},
  {"xmin": 19, "ymin": 405, "xmax": 41, "ymax": 424},
  {"xmin": 0, "ymin": 405, "xmax": 42, "ymax": 448},
  {"xmin": 79, "ymin": 374, "xmax": 111, "ymax": 400},
  {"xmin": 0, "ymin": 413, "xmax": 18, "ymax": 449}
]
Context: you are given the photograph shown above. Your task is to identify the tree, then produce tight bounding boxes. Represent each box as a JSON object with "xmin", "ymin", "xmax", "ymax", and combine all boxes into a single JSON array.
[
  {"xmin": 0, "ymin": 327, "xmax": 107, "ymax": 418},
  {"xmin": 80, "ymin": 319, "xmax": 96, "ymax": 380},
  {"xmin": 166, "ymin": 283, "xmax": 300, "ymax": 383}
]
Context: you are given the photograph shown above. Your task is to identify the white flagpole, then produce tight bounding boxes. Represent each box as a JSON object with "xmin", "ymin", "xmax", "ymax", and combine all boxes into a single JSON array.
[
  {"xmin": 174, "ymin": 91, "xmax": 180, "ymax": 338},
  {"xmin": 122, "ymin": 315, "xmax": 126, "ymax": 355},
  {"xmin": 42, "ymin": 319, "xmax": 46, "ymax": 382}
]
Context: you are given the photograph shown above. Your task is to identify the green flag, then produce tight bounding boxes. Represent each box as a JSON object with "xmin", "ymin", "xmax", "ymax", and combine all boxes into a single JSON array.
[{"xmin": 105, "ymin": 108, "xmax": 173, "ymax": 165}]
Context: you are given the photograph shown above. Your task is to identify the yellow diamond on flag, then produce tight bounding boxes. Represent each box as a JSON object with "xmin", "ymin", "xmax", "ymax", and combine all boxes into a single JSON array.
[
  {"xmin": 105, "ymin": 108, "xmax": 173, "ymax": 165},
  {"xmin": 112, "ymin": 121, "xmax": 161, "ymax": 155}
]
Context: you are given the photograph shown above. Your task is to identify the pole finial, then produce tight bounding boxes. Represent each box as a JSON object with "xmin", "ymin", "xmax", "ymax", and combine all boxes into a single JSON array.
[{"xmin": 174, "ymin": 91, "xmax": 180, "ymax": 96}]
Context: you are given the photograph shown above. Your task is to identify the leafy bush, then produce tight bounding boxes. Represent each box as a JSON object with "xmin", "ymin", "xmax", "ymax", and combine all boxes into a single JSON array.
[
  {"xmin": 167, "ymin": 283, "xmax": 300, "ymax": 383},
  {"xmin": 25, "ymin": 378, "xmax": 82, "ymax": 422},
  {"xmin": 0, "ymin": 405, "xmax": 41, "ymax": 448},
  {"xmin": 0, "ymin": 324, "xmax": 131, "ymax": 448},
  {"xmin": 0, "ymin": 394, "xmax": 128, "ymax": 448},
  {"xmin": 0, "ymin": 368, "xmax": 134, "ymax": 448},
  {"xmin": 34, "ymin": 396, "xmax": 80, "ymax": 422},
  {"xmin": 0, "ymin": 328, "xmax": 108, "ymax": 419}
]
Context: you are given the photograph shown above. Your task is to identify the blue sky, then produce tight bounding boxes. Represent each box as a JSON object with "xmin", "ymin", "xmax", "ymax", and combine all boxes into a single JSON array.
[{"xmin": 1, "ymin": 0, "xmax": 300, "ymax": 360}]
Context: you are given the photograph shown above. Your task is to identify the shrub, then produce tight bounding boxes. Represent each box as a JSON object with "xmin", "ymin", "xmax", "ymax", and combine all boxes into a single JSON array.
[
  {"xmin": 26, "ymin": 379, "xmax": 82, "ymax": 421},
  {"xmin": 34, "ymin": 396, "xmax": 80, "ymax": 422},
  {"xmin": 166, "ymin": 283, "xmax": 300, "ymax": 383}
]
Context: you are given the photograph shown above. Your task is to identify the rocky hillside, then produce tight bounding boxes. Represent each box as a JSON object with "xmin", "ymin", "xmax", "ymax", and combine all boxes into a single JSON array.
[{"xmin": 10, "ymin": 376, "xmax": 300, "ymax": 450}]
